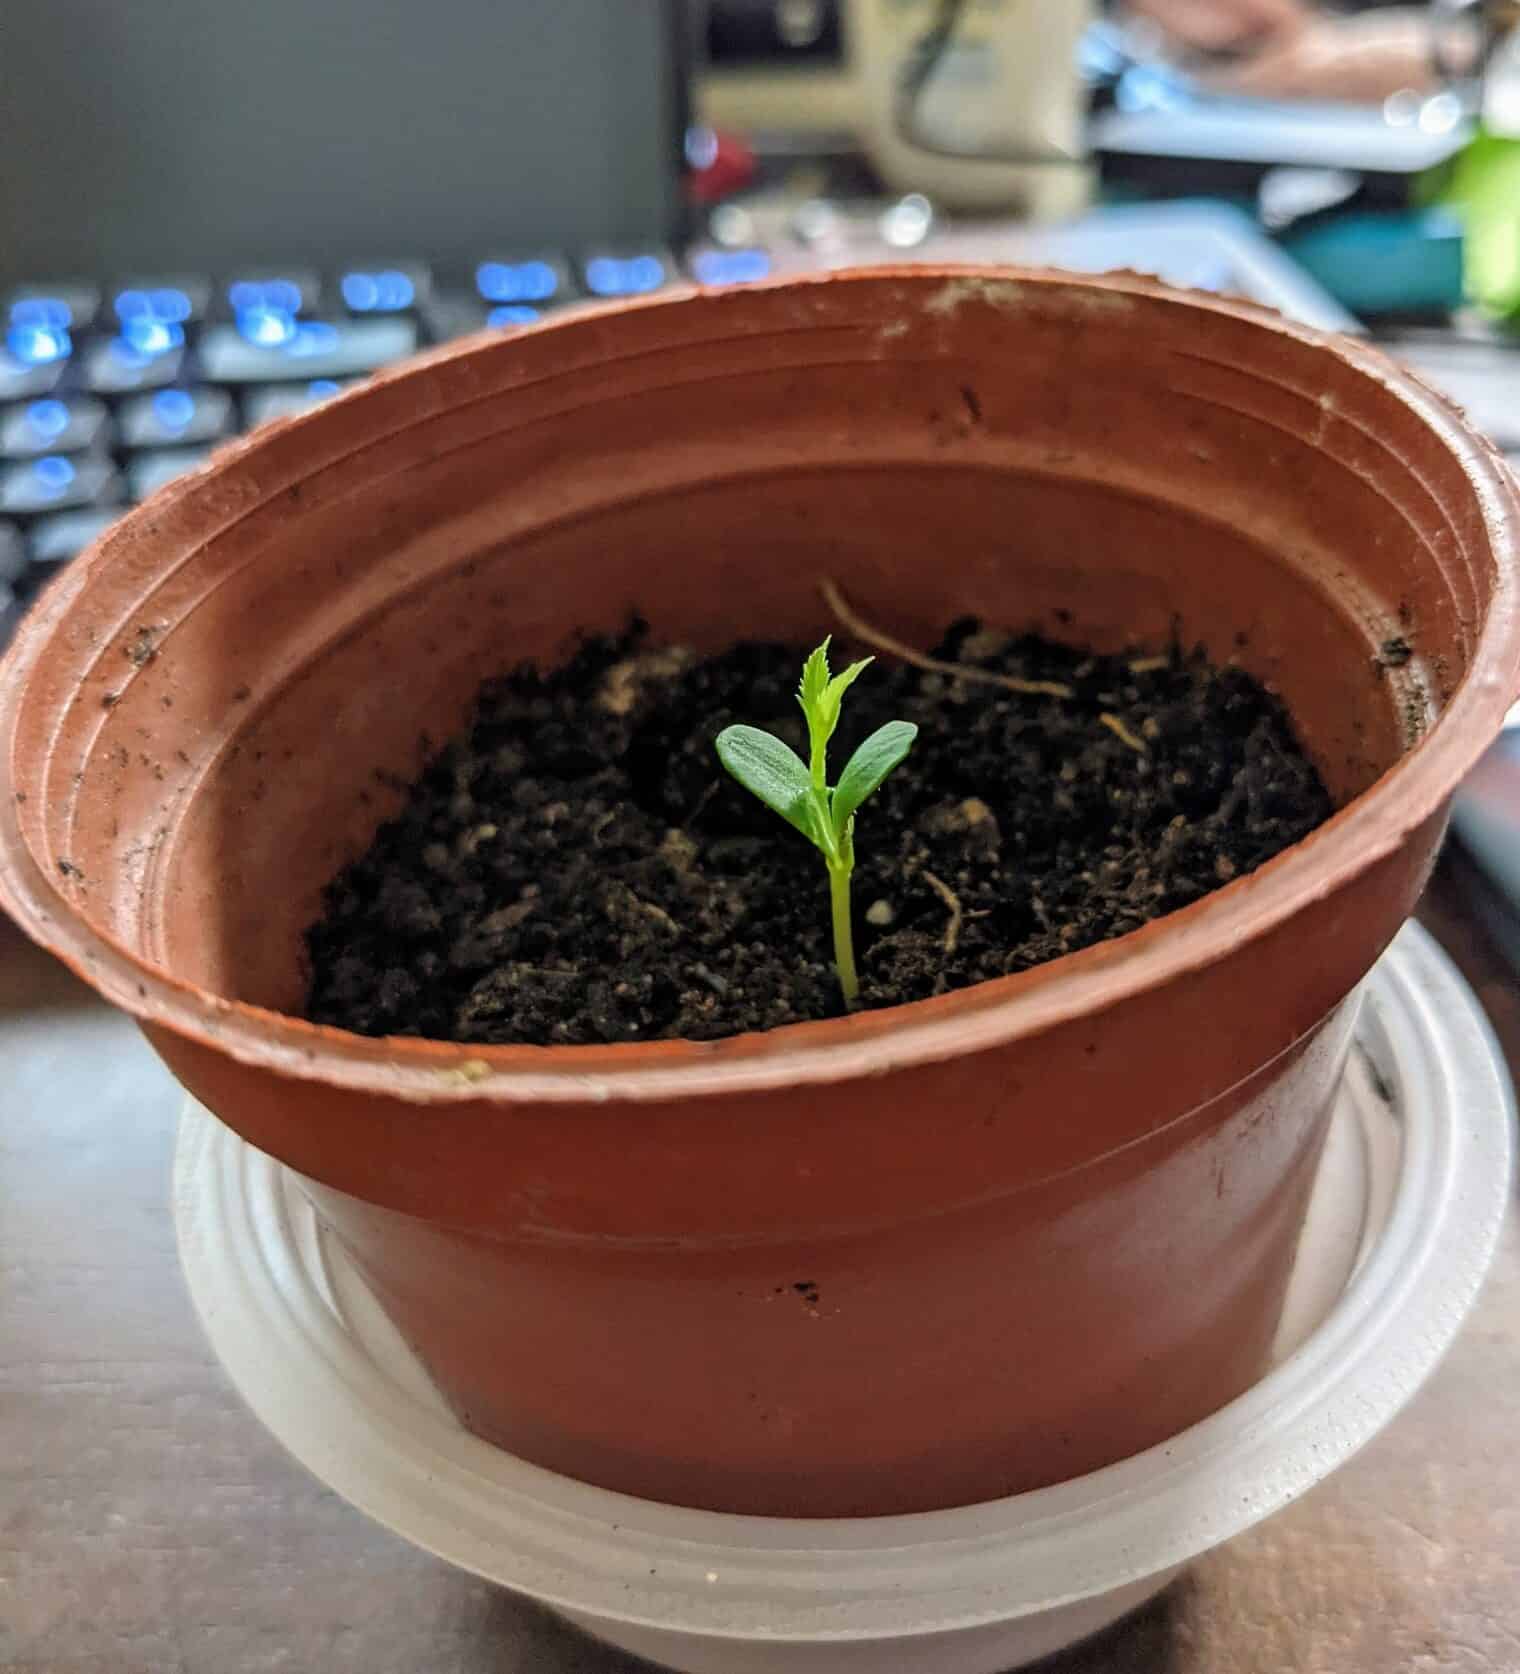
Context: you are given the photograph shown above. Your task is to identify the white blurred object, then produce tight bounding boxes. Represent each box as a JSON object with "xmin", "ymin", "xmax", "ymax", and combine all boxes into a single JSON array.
[
  {"xmin": 1431, "ymin": 0, "xmax": 1520, "ymax": 127},
  {"xmin": 700, "ymin": 0, "xmax": 1094, "ymax": 217}
]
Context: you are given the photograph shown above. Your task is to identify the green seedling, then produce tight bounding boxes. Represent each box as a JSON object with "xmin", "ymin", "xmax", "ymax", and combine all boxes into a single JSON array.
[{"xmin": 715, "ymin": 639, "xmax": 917, "ymax": 1008}]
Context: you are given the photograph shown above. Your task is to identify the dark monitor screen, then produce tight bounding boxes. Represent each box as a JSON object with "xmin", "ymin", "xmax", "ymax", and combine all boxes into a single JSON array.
[{"xmin": 0, "ymin": 0, "xmax": 685, "ymax": 283}]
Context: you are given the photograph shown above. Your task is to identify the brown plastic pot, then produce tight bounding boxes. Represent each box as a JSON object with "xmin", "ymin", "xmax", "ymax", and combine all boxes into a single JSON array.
[{"xmin": 2, "ymin": 270, "xmax": 1516, "ymax": 1518}]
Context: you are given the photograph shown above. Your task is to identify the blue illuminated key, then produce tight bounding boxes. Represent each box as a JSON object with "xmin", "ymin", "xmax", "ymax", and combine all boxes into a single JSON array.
[
  {"xmin": 221, "ymin": 270, "xmax": 322, "ymax": 366},
  {"xmin": 3, "ymin": 316, "xmax": 72, "ymax": 373},
  {"xmin": 0, "ymin": 521, "xmax": 25, "ymax": 584},
  {"xmin": 0, "ymin": 296, "xmax": 75, "ymax": 401},
  {"xmin": 1, "ymin": 454, "xmax": 122, "ymax": 517},
  {"xmin": 27, "ymin": 506, "xmax": 122, "ymax": 567},
  {"xmin": 4, "ymin": 399, "xmax": 74, "ymax": 456},
  {"xmin": 4, "ymin": 283, "xmax": 100, "ymax": 334},
  {"xmin": 233, "ymin": 306, "xmax": 302, "ymax": 348},
  {"xmin": 0, "ymin": 397, "xmax": 111, "ymax": 460},
  {"xmin": 110, "ymin": 276, "xmax": 213, "ymax": 329},
  {"xmin": 687, "ymin": 246, "xmax": 773, "ymax": 288},
  {"xmin": 126, "ymin": 446, "xmax": 212, "ymax": 503},
  {"xmin": 222, "ymin": 270, "xmax": 321, "ymax": 318},
  {"xmin": 81, "ymin": 332, "xmax": 187, "ymax": 395},
  {"xmin": 419, "ymin": 295, "xmax": 538, "ymax": 342},
  {"xmin": 579, "ymin": 250, "xmax": 672, "ymax": 298},
  {"xmin": 116, "ymin": 315, "xmax": 186, "ymax": 357},
  {"xmin": 242, "ymin": 379, "xmax": 359, "ymax": 426},
  {"xmin": 116, "ymin": 387, "xmax": 235, "ymax": 449},
  {"xmin": 475, "ymin": 256, "xmax": 573, "ymax": 307},
  {"xmin": 486, "ymin": 305, "xmax": 544, "ymax": 328},
  {"xmin": 198, "ymin": 317, "xmax": 416, "ymax": 384},
  {"xmin": 338, "ymin": 263, "xmax": 430, "ymax": 315}
]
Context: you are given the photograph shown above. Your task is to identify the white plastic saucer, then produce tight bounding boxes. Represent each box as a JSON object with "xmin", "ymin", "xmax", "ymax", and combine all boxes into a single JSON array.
[{"xmin": 175, "ymin": 922, "xmax": 1513, "ymax": 1674}]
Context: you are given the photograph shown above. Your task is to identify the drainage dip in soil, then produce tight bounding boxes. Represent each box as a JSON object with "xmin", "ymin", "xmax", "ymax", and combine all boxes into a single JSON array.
[{"xmin": 305, "ymin": 623, "xmax": 1333, "ymax": 1045}]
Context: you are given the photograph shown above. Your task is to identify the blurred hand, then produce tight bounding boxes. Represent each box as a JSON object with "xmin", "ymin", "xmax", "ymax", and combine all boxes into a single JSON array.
[
  {"xmin": 1203, "ymin": 8, "xmax": 1449, "ymax": 100},
  {"xmin": 1122, "ymin": 0, "xmax": 1309, "ymax": 56}
]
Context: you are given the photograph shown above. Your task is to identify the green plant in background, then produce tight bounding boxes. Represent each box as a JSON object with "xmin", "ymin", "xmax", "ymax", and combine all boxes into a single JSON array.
[
  {"xmin": 716, "ymin": 639, "xmax": 917, "ymax": 1008},
  {"xmin": 1421, "ymin": 131, "xmax": 1520, "ymax": 323}
]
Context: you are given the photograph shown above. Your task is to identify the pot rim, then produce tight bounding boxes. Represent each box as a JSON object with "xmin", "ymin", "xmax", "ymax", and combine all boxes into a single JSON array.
[{"xmin": 2, "ymin": 267, "xmax": 1518, "ymax": 1105}]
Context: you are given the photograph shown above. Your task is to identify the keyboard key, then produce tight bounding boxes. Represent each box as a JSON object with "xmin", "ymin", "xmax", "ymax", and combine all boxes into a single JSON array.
[
  {"xmin": 81, "ymin": 333, "xmax": 186, "ymax": 395},
  {"xmin": 126, "ymin": 446, "xmax": 211, "ymax": 502},
  {"xmin": 198, "ymin": 316, "xmax": 416, "ymax": 383},
  {"xmin": 5, "ymin": 282, "xmax": 101, "ymax": 333},
  {"xmin": 474, "ymin": 255, "xmax": 574, "ymax": 306},
  {"xmin": 27, "ymin": 506, "xmax": 122, "ymax": 567},
  {"xmin": 242, "ymin": 379, "xmax": 359, "ymax": 426},
  {"xmin": 227, "ymin": 305, "xmax": 304, "ymax": 348},
  {"xmin": 109, "ymin": 276, "xmax": 213, "ymax": 329},
  {"xmin": 420, "ymin": 295, "xmax": 552, "ymax": 341},
  {"xmin": 1, "ymin": 290, "xmax": 76, "ymax": 400},
  {"xmin": 220, "ymin": 270, "xmax": 324, "ymax": 363},
  {"xmin": 223, "ymin": 269, "xmax": 321, "ymax": 316},
  {"xmin": 1, "ymin": 454, "xmax": 122, "ymax": 517},
  {"xmin": 484, "ymin": 304, "xmax": 549, "ymax": 329},
  {"xmin": 0, "ymin": 396, "xmax": 111, "ymax": 460},
  {"xmin": 338, "ymin": 263, "xmax": 430, "ymax": 314},
  {"xmin": 579, "ymin": 250, "xmax": 673, "ymax": 298},
  {"xmin": 117, "ymin": 386, "xmax": 235, "ymax": 449},
  {"xmin": 116, "ymin": 315, "xmax": 187, "ymax": 357},
  {"xmin": 0, "ymin": 521, "xmax": 26, "ymax": 584},
  {"xmin": 686, "ymin": 246, "xmax": 773, "ymax": 287},
  {"xmin": 0, "ymin": 353, "xmax": 66, "ymax": 403},
  {"xmin": 419, "ymin": 294, "xmax": 489, "ymax": 342},
  {"xmin": 4, "ymin": 317, "xmax": 73, "ymax": 373}
]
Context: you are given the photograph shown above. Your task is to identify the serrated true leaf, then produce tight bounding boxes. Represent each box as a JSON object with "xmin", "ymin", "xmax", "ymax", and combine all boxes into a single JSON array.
[
  {"xmin": 714, "ymin": 725, "xmax": 819, "ymax": 844},
  {"xmin": 830, "ymin": 719, "xmax": 918, "ymax": 836},
  {"xmin": 819, "ymin": 657, "xmax": 872, "ymax": 739},
  {"xmin": 797, "ymin": 638, "xmax": 834, "ymax": 714}
]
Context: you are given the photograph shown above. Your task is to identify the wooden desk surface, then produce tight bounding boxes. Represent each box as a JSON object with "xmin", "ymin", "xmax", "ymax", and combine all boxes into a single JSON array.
[{"xmin": 3, "ymin": 858, "xmax": 1517, "ymax": 1674}]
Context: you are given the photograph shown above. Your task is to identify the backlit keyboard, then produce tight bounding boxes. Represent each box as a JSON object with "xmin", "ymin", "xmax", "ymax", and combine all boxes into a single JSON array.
[
  {"xmin": 0, "ymin": 247, "xmax": 719, "ymax": 644},
  {"xmin": 11, "ymin": 197, "xmax": 1477, "ymax": 655}
]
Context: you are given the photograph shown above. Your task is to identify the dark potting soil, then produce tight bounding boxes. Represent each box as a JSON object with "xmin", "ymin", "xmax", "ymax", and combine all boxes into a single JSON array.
[{"xmin": 304, "ymin": 623, "xmax": 1333, "ymax": 1045}]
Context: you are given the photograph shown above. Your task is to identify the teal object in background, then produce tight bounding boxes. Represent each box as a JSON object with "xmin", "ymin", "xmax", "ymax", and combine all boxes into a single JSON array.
[{"xmin": 1279, "ymin": 210, "xmax": 1466, "ymax": 317}]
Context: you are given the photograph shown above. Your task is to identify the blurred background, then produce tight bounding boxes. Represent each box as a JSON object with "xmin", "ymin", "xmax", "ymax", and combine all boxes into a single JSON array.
[
  {"xmin": 4, "ymin": 17, "xmax": 1520, "ymax": 1671},
  {"xmin": 2, "ymin": 0, "xmax": 1518, "ymax": 933}
]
